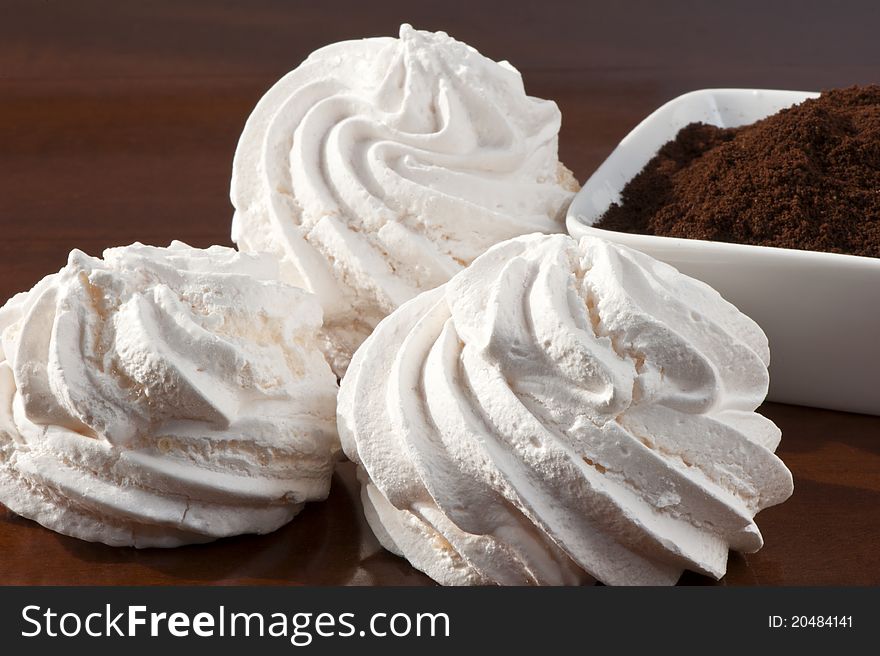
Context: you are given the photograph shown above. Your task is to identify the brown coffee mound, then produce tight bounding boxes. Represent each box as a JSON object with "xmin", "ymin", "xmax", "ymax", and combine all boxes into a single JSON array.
[{"xmin": 596, "ymin": 85, "xmax": 880, "ymax": 257}]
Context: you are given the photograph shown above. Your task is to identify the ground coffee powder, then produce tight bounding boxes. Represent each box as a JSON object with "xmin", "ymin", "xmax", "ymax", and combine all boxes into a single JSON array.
[{"xmin": 596, "ymin": 85, "xmax": 880, "ymax": 257}]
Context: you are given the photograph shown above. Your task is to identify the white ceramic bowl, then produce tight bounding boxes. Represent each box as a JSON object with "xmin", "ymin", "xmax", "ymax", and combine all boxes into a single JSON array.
[{"xmin": 567, "ymin": 88, "xmax": 880, "ymax": 416}]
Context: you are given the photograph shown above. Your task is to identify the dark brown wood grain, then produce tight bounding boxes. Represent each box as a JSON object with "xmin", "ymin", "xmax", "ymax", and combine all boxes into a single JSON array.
[{"xmin": 1, "ymin": 0, "xmax": 879, "ymax": 585}]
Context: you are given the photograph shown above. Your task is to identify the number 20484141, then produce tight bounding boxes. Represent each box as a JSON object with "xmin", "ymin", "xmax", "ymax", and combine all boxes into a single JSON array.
[{"xmin": 769, "ymin": 616, "xmax": 853, "ymax": 628}]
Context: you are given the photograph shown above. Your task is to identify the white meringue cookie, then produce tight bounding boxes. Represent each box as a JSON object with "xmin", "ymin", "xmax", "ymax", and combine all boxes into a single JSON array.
[
  {"xmin": 0, "ymin": 241, "xmax": 340, "ymax": 547},
  {"xmin": 231, "ymin": 24, "xmax": 578, "ymax": 375},
  {"xmin": 338, "ymin": 234, "xmax": 793, "ymax": 585}
]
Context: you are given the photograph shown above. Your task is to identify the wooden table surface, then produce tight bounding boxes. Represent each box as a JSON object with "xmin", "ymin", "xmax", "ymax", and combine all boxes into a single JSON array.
[{"xmin": 1, "ymin": 0, "xmax": 879, "ymax": 585}]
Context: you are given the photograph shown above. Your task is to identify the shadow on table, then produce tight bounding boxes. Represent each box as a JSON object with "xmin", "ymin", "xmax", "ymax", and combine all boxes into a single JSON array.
[
  {"xmin": 48, "ymin": 467, "xmax": 361, "ymax": 584},
  {"xmin": 761, "ymin": 402, "xmax": 880, "ymax": 457},
  {"xmin": 31, "ymin": 462, "xmax": 427, "ymax": 585},
  {"xmin": 6, "ymin": 407, "xmax": 878, "ymax": 585}
]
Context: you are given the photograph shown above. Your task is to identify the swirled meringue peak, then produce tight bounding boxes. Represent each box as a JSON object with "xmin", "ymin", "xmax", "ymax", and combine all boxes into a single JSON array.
[
  {"xmin": 231, "ymin": 24, "xmax": 578, "ymax": 375},
  {"xmin": 0, "ymin": 241, "xmax": 339, "ymax": 547},
  {"xmin": 339, "ymin": 233, "xmax": 793, "ymax": 585}
]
